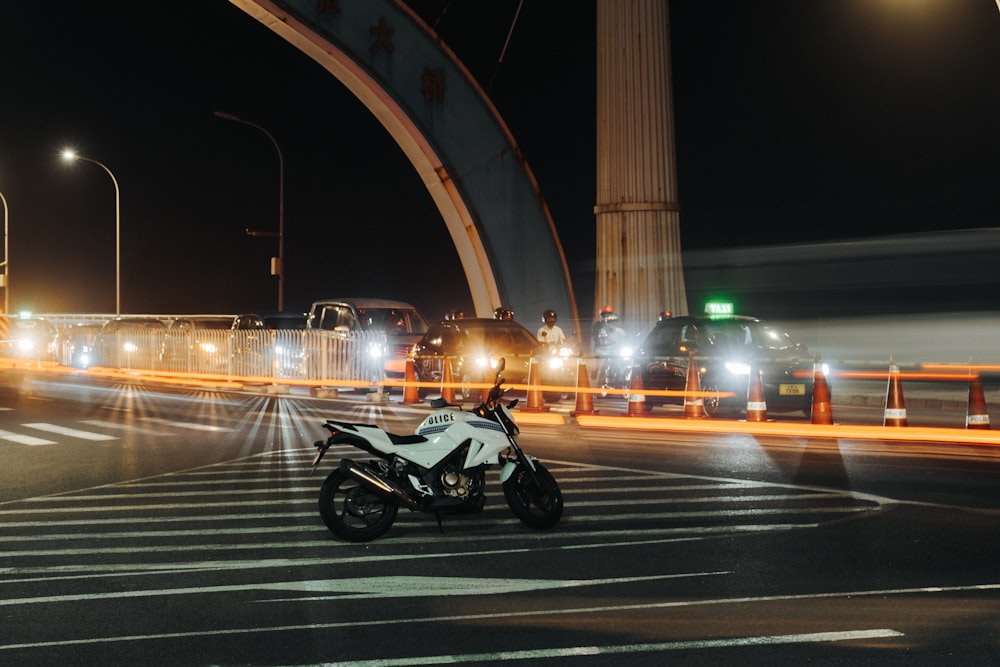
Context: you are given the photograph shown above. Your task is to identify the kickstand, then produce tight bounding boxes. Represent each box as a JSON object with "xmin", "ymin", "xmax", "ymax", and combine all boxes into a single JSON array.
[{"xmin": 434, "ymin": 513, "xmax": 445, "ymax": 534}]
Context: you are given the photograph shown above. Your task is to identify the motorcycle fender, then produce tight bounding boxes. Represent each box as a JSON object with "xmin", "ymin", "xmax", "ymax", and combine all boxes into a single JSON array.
[{"xmin": 499, "ymin": 460, "xmax": 518, "ymax": 484}]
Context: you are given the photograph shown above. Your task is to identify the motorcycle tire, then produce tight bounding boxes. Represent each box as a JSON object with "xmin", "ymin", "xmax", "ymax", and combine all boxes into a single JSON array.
[
  {"xmin": 502, "ymin": 461, "xmax": 563, "ymax": 529},
  {"xmin": 318, "ymin": 469, "xmax": 398, "ymax": 542}
]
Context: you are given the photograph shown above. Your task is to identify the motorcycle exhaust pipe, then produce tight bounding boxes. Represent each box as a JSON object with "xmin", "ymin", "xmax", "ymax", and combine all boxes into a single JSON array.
[{"xmin": 340, "ymin": 460, "xmax": 421, "ymax": 510}]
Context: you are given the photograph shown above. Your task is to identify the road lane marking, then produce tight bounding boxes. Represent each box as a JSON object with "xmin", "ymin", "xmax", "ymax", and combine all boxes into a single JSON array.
[
  {"xmin": 0, "ymin": 429, "xmax": 56, "ymax": 445},
  {"xmin": 0, "ymin": 572, "xmax": 728, "ymax": 606},
  {"xmin": 79, "ymin": 419, "xmax": 177, "ymax": 436},
  {"xmin": 22, "ymin": 423, "xmax": 117, "ymax": 441},
  {"xmin": 139, "ymin": 417, "xmax": 234, "ymax": 432},
  {"xmin": 309, "ymin": 629, "xmax": 907, "ymax": 664}
]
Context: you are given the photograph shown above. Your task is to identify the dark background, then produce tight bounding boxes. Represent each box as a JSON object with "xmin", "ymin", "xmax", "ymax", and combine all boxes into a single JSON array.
[{"xmin": 0, "ymin": 1, "xmax": 996, "ymax": 323}]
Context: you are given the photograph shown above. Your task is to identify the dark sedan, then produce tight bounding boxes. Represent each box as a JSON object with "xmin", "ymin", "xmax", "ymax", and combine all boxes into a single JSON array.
[
  {"xmin": 411, "ymin": 318, "xmax": 576, "ymax": 400},
  {"xmin": 636, "ymin": 314, "xmax": 814, "ymax": 416}
]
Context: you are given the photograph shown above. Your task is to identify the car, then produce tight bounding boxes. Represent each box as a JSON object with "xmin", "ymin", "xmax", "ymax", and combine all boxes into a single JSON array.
[
  {"xmin": 160, "ymin": 316, "xmax": 237, "ymax": 373},
  {"xmin": 306, "ymin": 298, "xmax": 430, "ymax": 380},
  {"xmin": 410, "ymin": 317, "xmax": 577, "ymax": 400},
  {"xmin": 635, "ymin": 312, "xmax": 814, "ymax": 416},
  {"xmin": 93, "ymin": 317, "xmax": 168, "ymax": 369},
  {"xmin": 0, "ymin": 316, "xmax": 58, "ymax": 361},
  {"xmin": 232, "ymin": 312, "xmax": 308, "ymax": 377},
  {"xmin": 55, "ymin": 323, "xmax": 104, "ymax": 368}
]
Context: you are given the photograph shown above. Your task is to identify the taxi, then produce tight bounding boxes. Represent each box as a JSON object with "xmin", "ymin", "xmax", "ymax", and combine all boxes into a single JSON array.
[{"xmin": 635, "ymin": 303, "xmax": 814, "ymax": 416}]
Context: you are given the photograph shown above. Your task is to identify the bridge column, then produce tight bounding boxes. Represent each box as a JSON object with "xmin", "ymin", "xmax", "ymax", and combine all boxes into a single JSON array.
[{"xmin": 595, "ymin": 0, "xmax": 688, "ymax": 333}]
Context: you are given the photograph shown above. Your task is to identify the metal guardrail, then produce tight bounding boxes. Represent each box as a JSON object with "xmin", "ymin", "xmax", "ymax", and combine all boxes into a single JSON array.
[{"xmin": 9, "ymin": 325, "xmax": 388, "ymax": 386}]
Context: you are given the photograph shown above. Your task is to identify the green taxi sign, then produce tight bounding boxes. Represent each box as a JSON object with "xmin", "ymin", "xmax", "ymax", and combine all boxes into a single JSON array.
[{"xmin": 704, "ymin": 301, "xmax": 734, "ymax": 317}]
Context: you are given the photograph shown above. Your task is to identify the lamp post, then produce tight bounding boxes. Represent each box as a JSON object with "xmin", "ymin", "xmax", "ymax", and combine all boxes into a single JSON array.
[
  {"xmin": 0, "ymin": 189, "xmax": 7, "ymax": 314},
  {"xmin": 213, "ymin": 111, "xmax": 285, "ymax": 312},
  {"xmin": 61, "ymin": 150, "xmax": 121, "ymax": 315}
]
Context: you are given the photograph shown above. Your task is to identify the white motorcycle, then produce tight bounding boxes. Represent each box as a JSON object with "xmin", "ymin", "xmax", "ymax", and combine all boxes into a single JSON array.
[{"xmin": 311, "ymin": 358, "xmax": 564, "ymax": 542}]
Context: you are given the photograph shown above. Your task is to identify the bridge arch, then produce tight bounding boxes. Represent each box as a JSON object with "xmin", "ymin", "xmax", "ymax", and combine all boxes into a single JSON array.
[{"xmin": 231, "ymin": 0, "xmax": 578, "ymax": 324}]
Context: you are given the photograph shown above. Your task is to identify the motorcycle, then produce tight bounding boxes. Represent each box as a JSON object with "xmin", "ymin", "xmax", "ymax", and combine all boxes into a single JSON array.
[{"xmin": 311, "ymin": 358, "xmax": 564, "ymax": 542}]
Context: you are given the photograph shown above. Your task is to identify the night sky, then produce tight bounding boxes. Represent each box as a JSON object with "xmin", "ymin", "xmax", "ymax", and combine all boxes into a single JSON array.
[{"xmin": 0, "ymin": 1, "xmax": 996, "ymax": 324}]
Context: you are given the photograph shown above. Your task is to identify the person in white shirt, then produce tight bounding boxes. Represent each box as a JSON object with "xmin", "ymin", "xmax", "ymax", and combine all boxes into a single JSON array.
[{"xmin": 537, "ymin": 309, "xmax": 567, "ymax": 347}]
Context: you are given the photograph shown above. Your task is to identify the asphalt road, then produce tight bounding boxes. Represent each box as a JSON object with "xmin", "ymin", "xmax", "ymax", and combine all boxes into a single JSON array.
[{"xmin": 1, "ymin": 376, "xmax": 998, "ymax": 665}]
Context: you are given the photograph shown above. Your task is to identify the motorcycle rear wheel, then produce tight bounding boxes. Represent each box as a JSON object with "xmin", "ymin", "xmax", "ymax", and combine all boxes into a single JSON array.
[
  {"xmin": 319, "ymin": 469, "xmax": 398, "ymax": 542},
  {"xmin": 503, "ymin": 461, "xmax": 563, "ymax": 529}
]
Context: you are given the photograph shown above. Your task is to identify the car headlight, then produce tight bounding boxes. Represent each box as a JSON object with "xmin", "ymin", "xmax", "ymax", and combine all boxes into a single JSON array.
[
  {"xmin": 724, "ymin": 361, "xmax": 751, "ymax": 375},
  {"xmin": 367, "ymin": 342, "xmax": 384, "ymax": 358},
  {"xmin": 123, "ymin": 342, "xmax": 138, "ymax": 353},
  {"xmin": 200, "ymin": 342, "xmax": 217, "ymax": 355},
  {"xmin": 16, "ymin": 339, "xmax": 34, "ymax": 353}
]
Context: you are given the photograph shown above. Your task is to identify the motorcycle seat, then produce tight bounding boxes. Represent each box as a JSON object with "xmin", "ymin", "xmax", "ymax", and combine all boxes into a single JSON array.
[{"xmin": 386, "ymin": 432, "xmax": 429, "ymax": 446}]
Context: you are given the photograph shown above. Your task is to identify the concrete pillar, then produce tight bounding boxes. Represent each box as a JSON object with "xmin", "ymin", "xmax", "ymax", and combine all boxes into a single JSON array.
[{"xmin": 595, "ymin": 0, "xmax": 688, "ymax": 335}]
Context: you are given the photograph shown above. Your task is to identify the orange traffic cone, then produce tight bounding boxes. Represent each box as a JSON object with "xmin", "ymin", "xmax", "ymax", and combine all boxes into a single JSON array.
[
  {"xmin": 684, "ymin": 351, "xmax": 706, "ymax": 419},
  {"xmin": 967, "ymin": 373, "xmax": 990, "ymax": 430},
  {"xmin": 521, "ymin": 358, "xmax": 549, "ymax": 412},
  {"xmin": 625, "ymin": 368, "xmax": 647, "ymax": 417},
  {"xmin": 745, "ymin": 362, "xmax": 767, "ymax": 422},
  {"xmin": 402, "ymin": 358, "xmax": 420, "ymax": 404},
  {"xmin": 811, "ymin": 357, "xmax": 834, "ymax": 425},
  {"xmin": 572, "ymin": 358, "xmax": 598, "ymax": 416},
  {"xmin": 883, "ymin": 362, "xmax": 907, "ymax": 427},
  {"xmin": 480, "ymin": 367, "xmax": 492, "ymax": 404},
  {"xmin": 440, "ymin": 357, "xmax": 457, "ymax": 404}
]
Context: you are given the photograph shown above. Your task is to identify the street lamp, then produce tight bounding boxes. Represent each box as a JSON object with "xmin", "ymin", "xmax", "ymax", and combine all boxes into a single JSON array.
[
  {"xmin": 0, "ymin": 189, "xmax": 8, "ymax": 314},
  {"xmin": 61, "ymin": 149, "xmax": 121, "ymax": 315},
  {"xmin": 213, "ymin": 111, "xmax": 285, "ymax": 312}
]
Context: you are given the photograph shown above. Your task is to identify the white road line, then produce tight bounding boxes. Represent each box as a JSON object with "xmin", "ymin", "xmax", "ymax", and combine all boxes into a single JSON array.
[
  {"xmin": 139, "ymin": 417, "xmax": 234, "ymax": 432},
  {"xmin": 78, "ymin": 419, "xmax": 177, "ymax": 436},
  {"xmin": 319, "ymin": 629, "xmax": 906, "ymax": 664},
  {"xmin": 22, "ymin": 423, "xmax": 117, "ymax": 441},
  {"xmin": 0, "ymin": 429, "xmax": 56, "ymax": 445}
]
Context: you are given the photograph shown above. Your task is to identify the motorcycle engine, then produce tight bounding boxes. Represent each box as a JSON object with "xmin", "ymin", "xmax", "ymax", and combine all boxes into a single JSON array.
[{"xmin": 439, "ymin": 465, "xmax": 472, "ymax": 498}]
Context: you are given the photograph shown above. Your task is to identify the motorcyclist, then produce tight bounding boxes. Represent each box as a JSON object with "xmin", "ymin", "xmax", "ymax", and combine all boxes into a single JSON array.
[
  {"xmin": 592, "ymin": 305, "xmax": 625, "ymax": 357},
  {"xmin": 536, "ymin": 309, "xmax": 567, "ymax": 347},
  {"xmin": 493, "ymin": 307, "xmax": 514, "ymax": 321}
]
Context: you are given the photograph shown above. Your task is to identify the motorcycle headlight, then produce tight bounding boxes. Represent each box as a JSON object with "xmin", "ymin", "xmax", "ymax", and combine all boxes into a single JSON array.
[
  {"xmin": 546, "ymin": 357, "xmax": 564, "ymax": 370},
  {"xmin": 557, "ymin": 346, "xmax": 574, "ymax": 358},
  {"xmin": 619, "ymin": 346, "xmax": 633, "ymax": 358},
  {"xmin": 724, "ymin": 361, "xmax": 751, "ymax": 375},
  {"xmin": 199, "ymin": 342, "xmax": 217, "ymax": 355},
  {"xmin": 368, "ymin": 342, "xmax": 384, "ymax": 359}
]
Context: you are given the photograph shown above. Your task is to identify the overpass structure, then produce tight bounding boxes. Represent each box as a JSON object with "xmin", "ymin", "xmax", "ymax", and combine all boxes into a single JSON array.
[{"xmin": 230, "ymin": 0, "xmax": 578, "ymax": 325}]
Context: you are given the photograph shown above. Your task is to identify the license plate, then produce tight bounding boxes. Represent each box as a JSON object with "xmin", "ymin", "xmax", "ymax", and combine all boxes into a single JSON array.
[{"xmin": 779, "ymin": 383, "xmax": 805, "ymax": 396}]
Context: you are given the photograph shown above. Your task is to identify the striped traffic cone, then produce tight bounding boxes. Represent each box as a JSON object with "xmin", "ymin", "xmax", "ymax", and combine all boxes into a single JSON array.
[
  {"xmin": 811, "ymin": 356, "xmax": 834, "ymax": 425},
  {"xmin": 402, "ymin": 358, "xmax": 420, "ymax": 404},
  {"xmin": 521, "ymin": 358, "xmax": 550, "ymax": 412},
  {"xmin": 625, "ymin": 368, "xmax": 647, "ymax": 417},
  {"xmin": 684, "ymin": 351, "xmax": 706, "ymax": 419},
  {"xmin": 883, "ymin": 362, "xmax": 907, "ymax": 427},
  {"xmin": 745, "ymin": 361, "xmax": 767, "ymax": 422},
  {"xmin": 440, "ymin": 357, "xmax": 457, "ymax": 404},
  {"xmin": 967, "ymin": 373, "xmax": 990, "ymax": 430},
  {"xmin": 571, "ymin": 358, "xmax": 598, "ymax": 416}
]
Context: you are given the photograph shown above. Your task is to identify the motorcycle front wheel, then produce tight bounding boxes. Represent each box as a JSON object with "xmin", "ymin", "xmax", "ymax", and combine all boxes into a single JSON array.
[
  {"xmin": 319, "ymin": 469, "xmax": 398, "ymax": 542},
  {"xmin": 503, "ymin": 461, "xmax": 563, "ymax": 529}
]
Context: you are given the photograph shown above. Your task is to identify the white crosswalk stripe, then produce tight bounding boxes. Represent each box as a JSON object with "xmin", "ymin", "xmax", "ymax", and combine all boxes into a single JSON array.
[{"xmin": 22, "ymin": 423, "xmax": 117, "ymax": 441}]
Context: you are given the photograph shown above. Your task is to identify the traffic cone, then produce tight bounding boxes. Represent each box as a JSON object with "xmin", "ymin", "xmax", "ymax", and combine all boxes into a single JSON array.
[
  {"xmin": 572, "ymin": 358, "xmax": 598, "ymax": 416},
  {"xmin": 625, "ymin": 368, "xmax": 647, "ymax": 417},
  {"xmin": 745, "ymin": 361, "xmax": 767, "ymax": 422},
  {"xmin": 480, "ymin": 366, "xmax": 492, "ymax": 404},
  {"xmin": 521, "ymin": 358, "xmax": 549, "ymax": 412},
  {"xmin": 402, "ymin": 358, "xmax": 420, "ymax": 404},
  {"xmin": 440, "ymin": 357, "xmax": 457, "ymax": 404},
  {"xmin": 883, "ymin": 362, "xmax": 907, "ymax": 427},
  {"xmin": 684, "ymin": 351, "xmax": 706, "ymax": 419},
  {"xmin": 967, "ymin": 373, "xmax": 990, "ymax": 430},
  {"xmin": 811, "ymin": 356, "xmax": 833, "ymax": 425}
]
